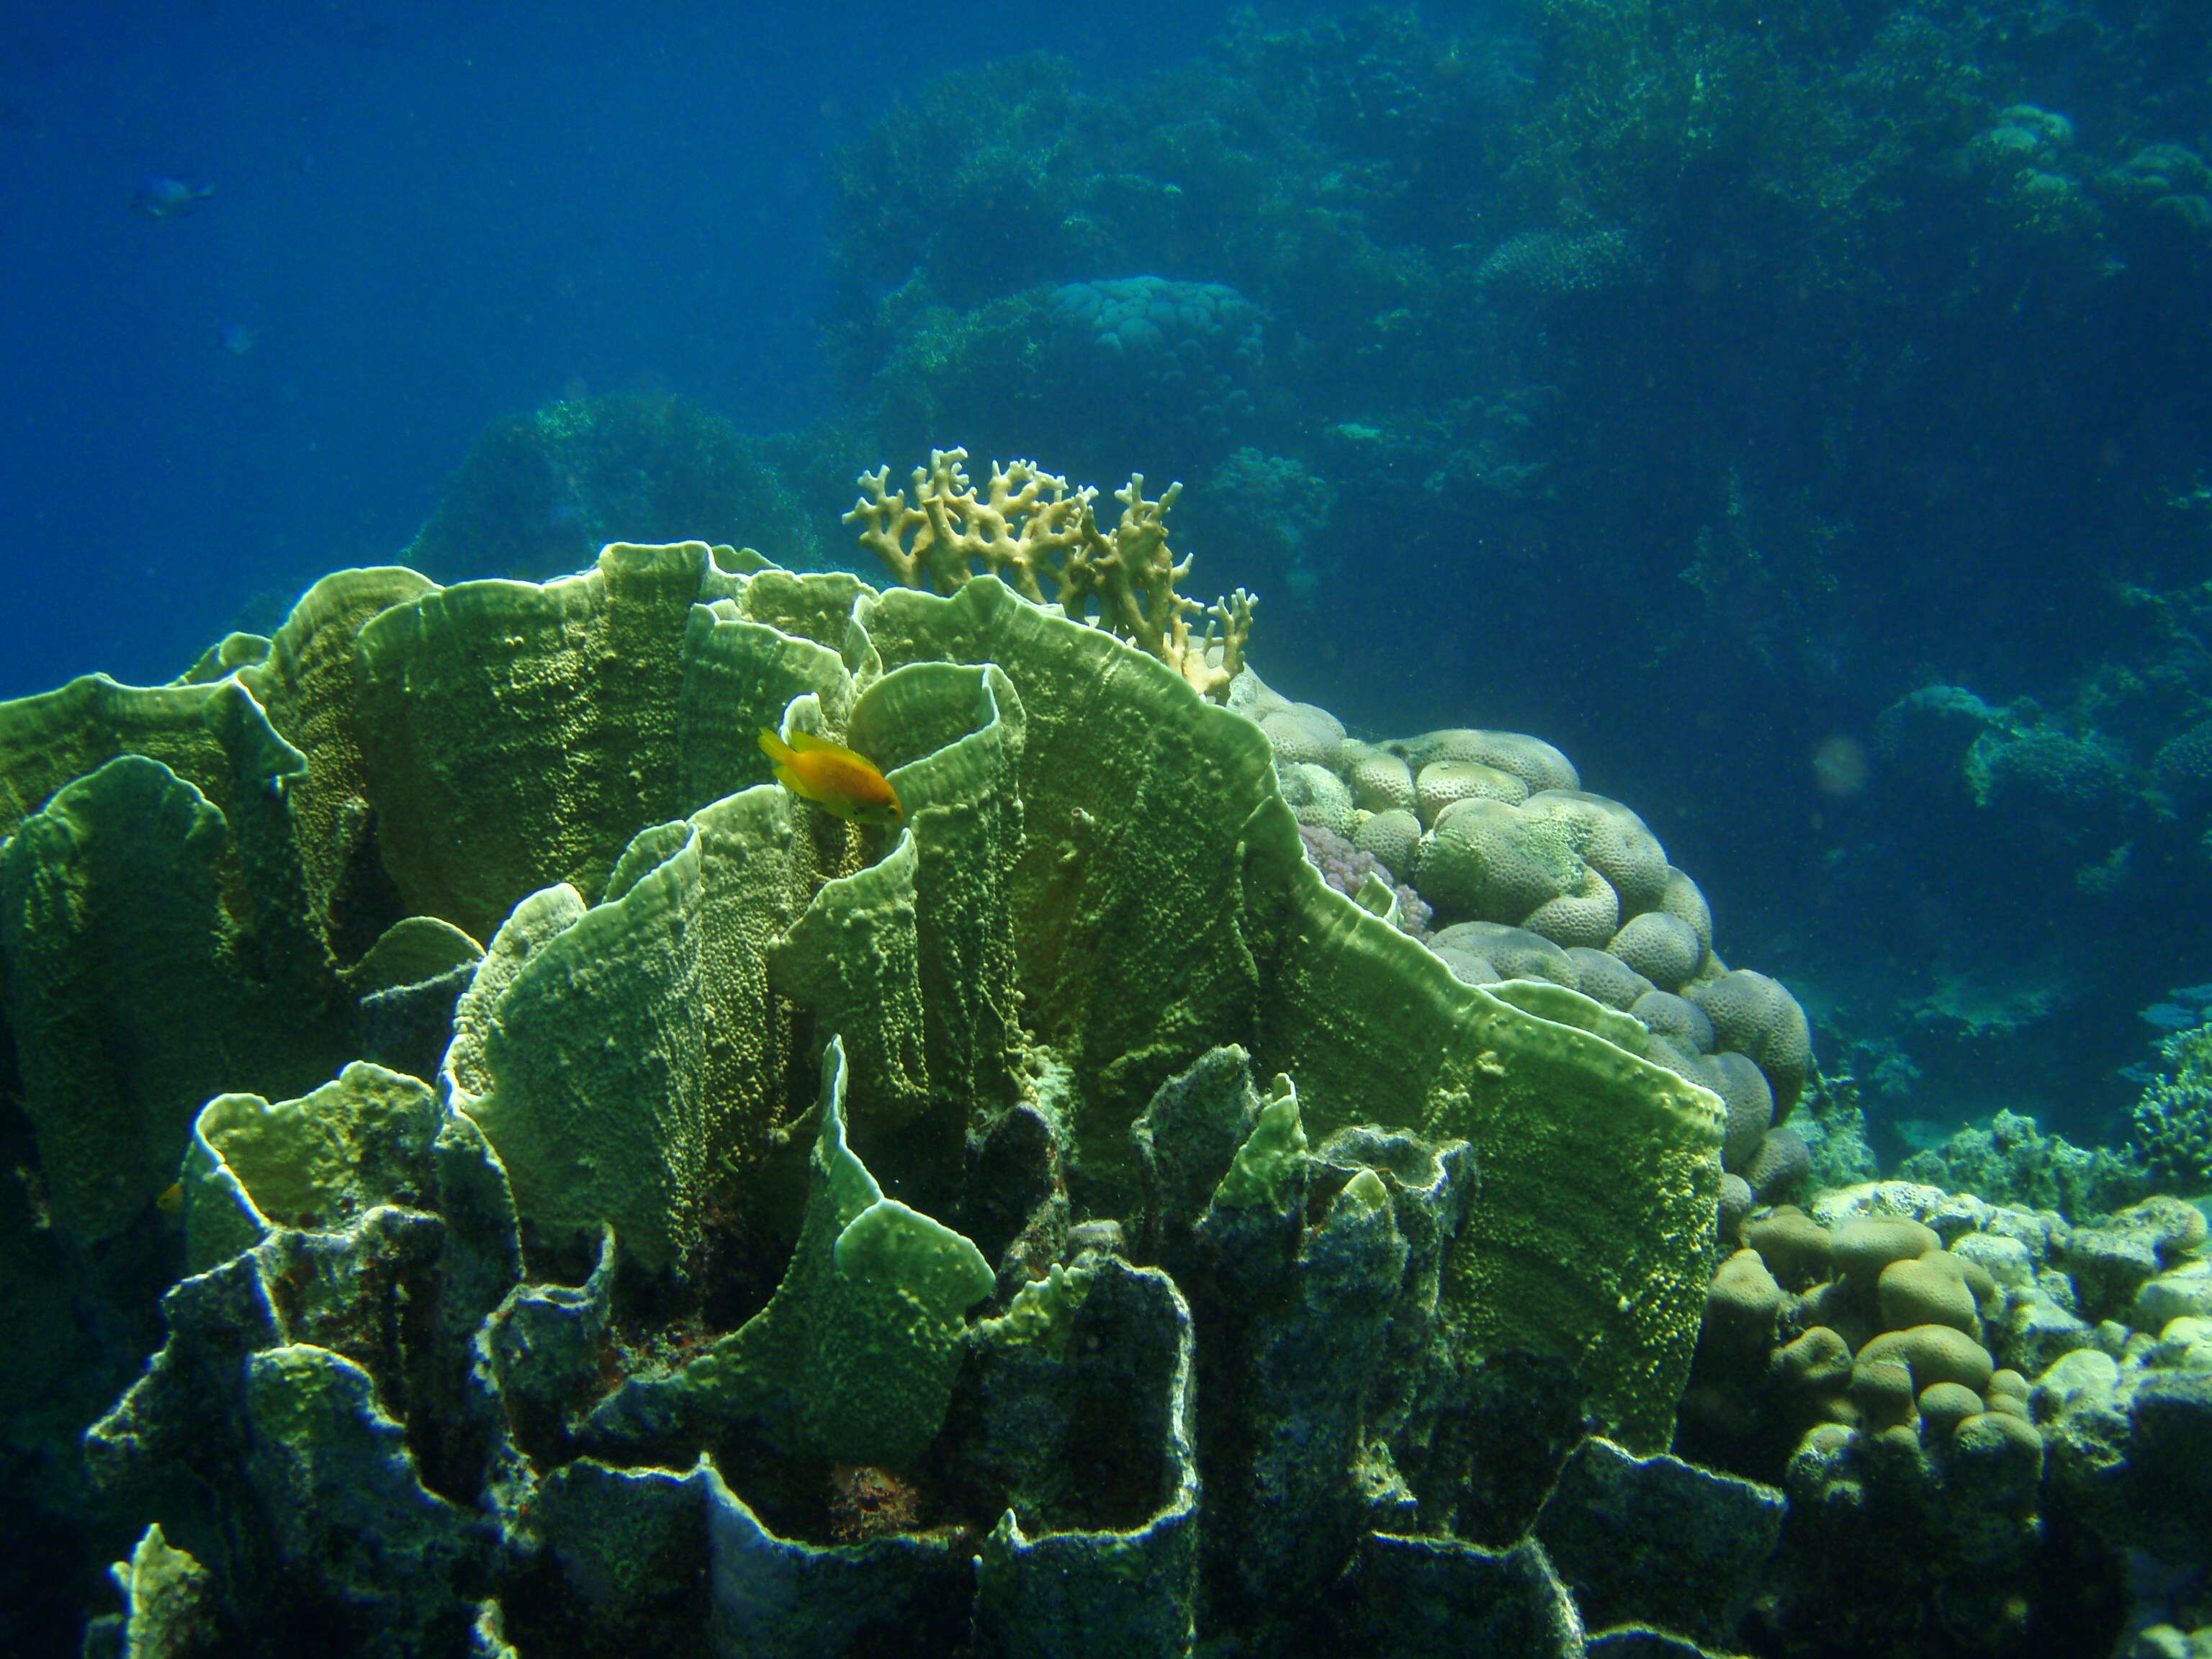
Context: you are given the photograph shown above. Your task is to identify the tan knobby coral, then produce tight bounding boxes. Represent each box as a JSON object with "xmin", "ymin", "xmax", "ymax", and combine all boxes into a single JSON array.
[{"xmin": 847, "ymin": 448, "xmax": 1255, "ymax": 701}]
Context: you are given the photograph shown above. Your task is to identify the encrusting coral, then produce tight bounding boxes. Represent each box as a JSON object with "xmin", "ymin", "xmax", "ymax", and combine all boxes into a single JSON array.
[{"xmin": 847, "ymin": 447, "xmax": 1255, "ymax": 701}]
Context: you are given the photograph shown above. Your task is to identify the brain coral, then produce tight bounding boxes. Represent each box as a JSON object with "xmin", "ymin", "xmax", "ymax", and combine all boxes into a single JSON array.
[
  {"xmin": 1416, "ymin": 757, "xmax": 1528, "ymax": 823},
  {"xmin": 1610, "ymin": 912, "xmax": 1704, "ymax": 992},
  {"xmin": 1346, "ymin": 747, "xmax": 1417, "ymax": 814},
  {"xmin": 1398, "ymin": 727, "xmax": 1579, "ymax": 793},
  {"xmin": 1416, "ymin": 796, "xmax": 1587, "ymax": 922},
  {"xmin": 1520, "ymin": 864, "xmax": 1620, "ymax": 949}
]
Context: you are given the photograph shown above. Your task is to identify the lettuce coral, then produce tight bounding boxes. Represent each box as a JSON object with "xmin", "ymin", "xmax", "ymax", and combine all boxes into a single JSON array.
[{"xmin": 1, "ymin": 503, "xmax": 1730, "ymax": 1649}]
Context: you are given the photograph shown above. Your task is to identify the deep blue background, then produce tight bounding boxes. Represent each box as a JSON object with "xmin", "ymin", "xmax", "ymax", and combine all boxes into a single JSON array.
[{"xmin": 0, "ymin": 0, "xmax": 1251, "ymax": 698}]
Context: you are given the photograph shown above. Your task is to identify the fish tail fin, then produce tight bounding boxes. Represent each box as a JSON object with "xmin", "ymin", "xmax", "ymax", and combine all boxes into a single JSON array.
[{"xmin": 757, "ymin": 727, "xmax": 797, "ymax": 766}]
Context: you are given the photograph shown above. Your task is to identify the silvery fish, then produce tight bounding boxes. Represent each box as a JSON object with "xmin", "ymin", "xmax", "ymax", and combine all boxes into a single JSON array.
[{"xmin": 131, "ymin": 175, "xmax": 215, "ymax": 220}]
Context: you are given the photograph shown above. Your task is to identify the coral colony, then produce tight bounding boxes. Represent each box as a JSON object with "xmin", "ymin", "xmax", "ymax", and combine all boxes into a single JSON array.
[{"xmin": 0, "ymin": 462, "xmax": 2206, "ymax": 1658}]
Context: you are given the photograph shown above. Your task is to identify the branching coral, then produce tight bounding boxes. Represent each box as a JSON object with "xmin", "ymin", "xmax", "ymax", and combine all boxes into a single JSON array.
[
  {"xmin": 2132, "ymin": 1020, "xmax": 2212, "ymax": 1192},
  {"xmin": 847, "ymin": 448, "xmax": 1256, "ymax": 700}
]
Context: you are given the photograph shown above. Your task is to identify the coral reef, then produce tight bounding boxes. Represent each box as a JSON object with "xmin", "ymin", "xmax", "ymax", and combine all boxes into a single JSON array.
[
  {"xmin": 1182, "ymin": 448, "xmax": 1337, "ymax": 610},
  {"xmin": 1677, "ymin": 1179, "xmax": 2212, "ymax": 1653},
  {"xmin": 1900, "ymin": 1107, "xmax": 2153, "ymax": 1218},
  {"xmin": 2134, "ymin": 1020, "xmax": 2212, "ymax": 1194},
  {"xmin": 796, "ymin": 4, "xmax": 2212, "ymax": 1161},
  {"xmin": 1236, "ymin": 670, "xmax": 1816, "ymax": 1203},
  {"xmin": 3, "ymin": 518, "xmax": 1740, "ymax": 1652},
  {"xmin": 5, "ymin": 486, "xmax": 2210, "ymax": 1658},
  {"xmin": 403, "ymin": 391, "xmax": 859, "ymax": 581}
]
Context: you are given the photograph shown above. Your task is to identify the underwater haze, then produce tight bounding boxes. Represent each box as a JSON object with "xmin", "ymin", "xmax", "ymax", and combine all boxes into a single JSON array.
[
  {"xmin": 0, "ymin": 0, "xmax": 1238, "ymax": 693},
  {"xmin": 7, "ymin": 0, "xmax": 2212, "ymax": 1655}
]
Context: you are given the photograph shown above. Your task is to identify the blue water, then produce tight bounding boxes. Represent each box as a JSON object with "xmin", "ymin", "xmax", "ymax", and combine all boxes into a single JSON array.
[{"xmin": 0, "ymin": 0, "xmax": 1243, "ymax": 698}]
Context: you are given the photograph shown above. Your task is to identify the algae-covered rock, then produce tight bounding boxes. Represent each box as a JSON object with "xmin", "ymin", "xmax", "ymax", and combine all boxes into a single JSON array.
[
  {"xmin": 1534, "ymin": 1437, "xmax": 1784, "ymax": 1647},
  {"xmin": 181, "ymin": 1061, "xmax": 442, "ymax": 1272},
  {"xmin": 705, "ymin": 1461, "xmax": 973, "ymax": 1657},
  {"xmin": 1353, "ymin": 1532, "xmax": 1586, "ymax": 1658},
  {"xmin": 85, "ymin": 1231, "xmax": 495, "ymax": 1655},
  {"xmin": 81, "ymin": 1523, "xmax": 221, "ymax": 1659},
  {"xmin": 962, "ymin": 1256, "xmax": 1201, "ymax": 1659}
]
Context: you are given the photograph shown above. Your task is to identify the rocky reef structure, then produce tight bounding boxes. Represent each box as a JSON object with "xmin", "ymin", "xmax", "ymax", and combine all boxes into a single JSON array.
[
  {"xmin": 2136, "ymin": 1020, "xmax": 2212, "ymax": 1194},
  {"xmin": 1832, "ymin": 642, "xmax": 2212, "ymax": 1133},
  {"xmin": 1681, "ymin": 1178, "xmax": 2212, "ymax": 1655},
  {"xmin": 402, "ymin": 390, "xmax": 861, "ymax": 583}
]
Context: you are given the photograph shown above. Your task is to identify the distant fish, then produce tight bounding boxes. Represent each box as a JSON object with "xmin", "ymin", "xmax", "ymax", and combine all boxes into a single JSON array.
[
  {"xmin": 156, "ymin": 1181, "xmax": 184, "ymax": 1215},
  {"xmin": 131, "ymin": 175, "xmax": 215, "ymax": 220},
  {"xmin": 219, "ymin": 322, "xmax": 256, "ymax": 356},
  {"xmin": 2139, "ymin": 1002, "xmax": 2198, "ymax": 1031},
  {"xmin": 759, "ymin": 727, "xmax": 903, "ymax": 824}
]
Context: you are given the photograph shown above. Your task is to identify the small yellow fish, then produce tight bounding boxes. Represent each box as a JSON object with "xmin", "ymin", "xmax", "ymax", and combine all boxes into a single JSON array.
[
  {"xmin": 156, "ymin": 1181, "xmax": 184, "ymax": 1215},
  {"xmin": 758, "ymin": 727, "xmax": 903, "ymax": 825}
]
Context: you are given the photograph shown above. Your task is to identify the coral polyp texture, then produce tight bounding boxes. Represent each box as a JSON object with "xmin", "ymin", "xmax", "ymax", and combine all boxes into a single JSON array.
[{"xmin": 0, "ymin": 501, "xmax": 2199, "ymax": 1657}]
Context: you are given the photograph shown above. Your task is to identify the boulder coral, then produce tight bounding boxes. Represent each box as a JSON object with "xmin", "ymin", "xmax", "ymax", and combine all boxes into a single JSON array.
[
  {"xmin": 1233, "ymin": 667, "xmax": 1815, "ymax": 1196},
  {"xmin": 1671, "ymin": 1175, "xmax": 2212, "ymax": 1654}
]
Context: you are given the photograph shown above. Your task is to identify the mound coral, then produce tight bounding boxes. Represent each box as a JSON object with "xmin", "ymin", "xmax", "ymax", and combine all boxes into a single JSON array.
[{"xmin": 1235, "ymin": 670, "xmax": 1814, "ymax": 1196}]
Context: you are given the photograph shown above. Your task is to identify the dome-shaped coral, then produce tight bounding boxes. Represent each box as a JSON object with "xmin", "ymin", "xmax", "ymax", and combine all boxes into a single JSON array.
[{"xmin": 1416, "ymin": 796, "xmax": 1587, "ymax": 923}]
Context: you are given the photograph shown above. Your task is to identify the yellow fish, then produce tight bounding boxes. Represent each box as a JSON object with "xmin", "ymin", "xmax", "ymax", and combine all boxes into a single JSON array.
[
  {"xmin": 758, "ymin": 728, "xmax": 903, "ymax": 825},
  {"xmin": 156, "ymin": 1181, "xmax": 184, "ymax": 1215}
]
